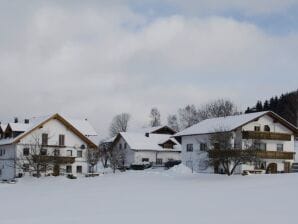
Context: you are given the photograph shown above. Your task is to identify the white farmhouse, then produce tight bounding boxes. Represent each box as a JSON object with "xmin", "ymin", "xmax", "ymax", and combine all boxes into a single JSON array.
[
  {"xmin": 112, "ymin": 126, "xmax": 181, "ymax": 167},
  {"xmin": 0, "ymin": 113, "xmax": 98, "ymax": 180},
  {"xmin": 174, "ymin": 111, "xmax": 297, "ymax": 174}
]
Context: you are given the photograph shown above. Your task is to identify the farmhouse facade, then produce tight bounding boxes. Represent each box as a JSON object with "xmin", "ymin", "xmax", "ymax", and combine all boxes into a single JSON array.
[
  {"xmin": 111, "ymin": 126, "xmax": 181, "ymax": 167},
  {"xmin": 175, "ymin": 111, "xmax": 297, "ymax": 174},
  {"xmin": 0, "ymin": 113, "xmax": 98, "ymax": 180}
]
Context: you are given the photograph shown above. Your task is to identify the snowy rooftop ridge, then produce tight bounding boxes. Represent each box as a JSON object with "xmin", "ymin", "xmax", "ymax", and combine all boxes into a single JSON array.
[
  {"xmin": 119, "ymin": 132, "xmax": 181, "ymax": 152},
  {"xmin": 175, "ymin": 111, "xmax": 269, "ymax": 136}
]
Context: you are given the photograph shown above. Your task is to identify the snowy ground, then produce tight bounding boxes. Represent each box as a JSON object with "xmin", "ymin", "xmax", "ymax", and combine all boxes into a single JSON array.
[{"xmin": 0, "ymin": 167, "xmax": 297, "ymax": 224}]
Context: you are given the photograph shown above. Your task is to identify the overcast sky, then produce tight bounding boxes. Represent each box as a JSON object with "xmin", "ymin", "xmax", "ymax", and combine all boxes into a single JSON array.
[{"xmin": 0, "ymin": 0, "xmax": 298, "ymax": 138}]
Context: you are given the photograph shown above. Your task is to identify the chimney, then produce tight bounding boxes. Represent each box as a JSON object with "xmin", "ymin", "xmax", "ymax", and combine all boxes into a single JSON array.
[
  {"xmin": 145, "ymin": 133, "xmax": 149, "ymax": 137},
  {"xmin": 14, "ymin": 117, "xmax": 18, "ymax": 123},
  {"xmin": 24, "ymin": 119, "xmax": 29, "ymax": 124}
]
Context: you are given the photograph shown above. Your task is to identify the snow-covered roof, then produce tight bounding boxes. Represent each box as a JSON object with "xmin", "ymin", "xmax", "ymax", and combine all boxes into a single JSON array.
[
  {"xmin": 0, "ymin": 124, "xmax": 7, "ymax": 132},
  {"xmin": 175, "ymin": 111, "xmax": 269, "ymax": 136},
  {"xmin": 118, "ymin": 132, "xmax": 181, "ymax": 152},
  {"xmin": 8, "ymin": 123, "xmax": 31, "ymax": 132},
  {"xmin": 131, "ymin": 125, "xmax": 176, "ymax": 135},
  {"xmin": 102, "ymin": 136, "xmax": 116, "ymax": 144},
  {"xmin": 66, "ymin": 118, "xmax": 98, "ymax": 136},
  {"xmin": 0, "ymin": 113, "xmax": 98, "ymax": 147}
]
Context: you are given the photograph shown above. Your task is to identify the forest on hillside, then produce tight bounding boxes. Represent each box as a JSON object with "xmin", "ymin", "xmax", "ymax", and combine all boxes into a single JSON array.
[{"xmin": 245, "ymin": 90, "xmax": 298, "ymax": 126}]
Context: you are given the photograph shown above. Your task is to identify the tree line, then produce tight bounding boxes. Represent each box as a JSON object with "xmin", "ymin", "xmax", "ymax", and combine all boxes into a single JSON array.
[
  {"xmin": 245, "ymin": 89, "xmax": 298, "ymax": 126},
  {"xmin": 108, "ymin": 98, "xmax": 239, "ymax": 137}
]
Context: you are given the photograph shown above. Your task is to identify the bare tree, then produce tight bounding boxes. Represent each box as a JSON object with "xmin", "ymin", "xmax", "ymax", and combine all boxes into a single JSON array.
[
  {"xmin": 198, "ymin": 99, "xmax": 238, "ymax": 119},
  {"xmin": 150, "ymin": 107, "xmax": 161, "ymax": 127},
  {"xmin": 108, "ymin": 146, "xmax": 125, "ymax": 173},
  {"xmin": 178, "ymin": 105, "xmax": 199, "ymax": 129},
  {"xmin": 86, "ymin": 148, "xmax": 100, "ymax": 174},
  {"xmin": 167, "ymin": 114, "xmax": 179, "ymax": 132},
  {"xmin": 98, "ymin": 141, "xmax": 111, "ymax": 168},
  {"xmin": 208, "ymin": 129, "xmax": 258, "ymax": 176},
  {"xmin": 15, "ymin": 134, "xmax": 56, "ymax": 177},
  {"xmin": 109, "ymin": 113, "xmax": 131, "ymax": 137}
]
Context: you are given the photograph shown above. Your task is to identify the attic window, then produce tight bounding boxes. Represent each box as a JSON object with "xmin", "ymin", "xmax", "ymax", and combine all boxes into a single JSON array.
[
  {"xmin": 254, "ymin": 126, "xmax": 261, "ymax": 132},
  {"xmin": 80, "ymin": 144, "xmax": 86, "ymax": 150},
  {"xmin": 264, "ymin": 125, "xmax": 270, "ymax": 132}
]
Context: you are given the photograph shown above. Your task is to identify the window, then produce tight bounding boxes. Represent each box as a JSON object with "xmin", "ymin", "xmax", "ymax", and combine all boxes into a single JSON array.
[
  {"xmin": 119, "ymin": 144, "xmax": 122, "ymax": 150},
  {"xmin": 186, "ymin": 144, "xmax": 193, "ymax": 152},
  {"xmin": 255, "ymin": 143, "xmax": 266, "ymax": 151},
  {"xmin": 76, "ymin": 166, "xmax": 82, "ymax": 174},
  {"xmin": 156, "ymin": 158, "xmax": 163, "ymax": 165},
  {"xmin": 277, "ymin": 144, "xmax": 284, "ymax": 152},
  {"xmin": 142, "ymin": 158, "xmax": 149, "ymax": 162},
  {"xmin": 23, "ymin": 148, "xmax": 30, "ymax": 156},
  {"xmin": 54, "ymin": 149, "xmax": 60, "ymax": 156},
  {"xmin": 40, "ymin": 148, "xmax": 47, "ymax": 156},
  {"xmin": 80, "ymin": 144, "xmax": 86, "ymax": 149},
  {"xmin": 66, "ymin": 150, "xmax": 72, "ymax": 157},
  {"xmin": 77, "ymin": 150, "xmax": 83, "ymax": 158},
  {"xmin": 59, "ymin": 135, "xmax": 65, "ymax": 146},
  {"xmin": 200, "ymin": 143, "xmax": 207, "ymax": 151},
  {"xmin": 0, "ymin": 169, "xmax": 2, "ymax": 176},
  {"xmin": 66, "ymin": 165, "xmax": 72, "ymax": 173},
  {"xmin": 264, "ymin": 125, "xmax": 270, "ymax": 132},
  {"xmin": 42, "ymin": 133, "xmax": 48, "ymax": 145},
  {"xmin": 124, "ymin": 143, "xmax": 127, "ymax": 149},
  {"xmin": 254, "ymin": 126, "xmax": 261, "ymax": 131},
  {"xmin": 0, "ymin": 149, "xmax": 5, "ymax": 156}
]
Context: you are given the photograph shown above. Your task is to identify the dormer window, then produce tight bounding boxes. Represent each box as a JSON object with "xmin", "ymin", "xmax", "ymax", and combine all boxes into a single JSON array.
[{"xmin": 264, "ymin": 125, "xmax": 270, "ymax": 132}]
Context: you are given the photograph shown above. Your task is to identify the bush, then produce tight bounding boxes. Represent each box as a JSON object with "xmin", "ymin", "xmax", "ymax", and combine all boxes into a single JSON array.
[
  {"xmin": 164, "ymin": 160, "xmax": 181, "ymax": 169},
  {"xmin": 66, "ymin": 174, "xmax": 77, "ymax": 179},
  {"xmin": 130, "ymin": 164, "xmax": 145, "ymax": 170}
]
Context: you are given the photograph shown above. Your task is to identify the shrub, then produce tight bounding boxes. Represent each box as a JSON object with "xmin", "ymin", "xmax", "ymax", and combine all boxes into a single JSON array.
[
  {"xmin": 164, "ymin": 160, "xmax": 181, "ymax": 169},
  {"xmin": 66, "ymin": 174, "xmax": 77, "ymax": 179},
  {"xmin": 130, "ymin": 164, "xmax": 145, "ymax": 170}
]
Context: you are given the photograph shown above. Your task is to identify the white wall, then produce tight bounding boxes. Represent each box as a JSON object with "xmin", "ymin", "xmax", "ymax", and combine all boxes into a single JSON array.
[
  {"xmin": 181, "ymin": 134, "xmax": 211, "ymax": 173},
  {"xmin": 0, "ymin": 144, "xmax": 16, "ymax": 180}
]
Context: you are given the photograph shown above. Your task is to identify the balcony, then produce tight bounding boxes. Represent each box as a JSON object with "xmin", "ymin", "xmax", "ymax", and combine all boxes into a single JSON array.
[
  {"xmin": 32, "ymin": 155, "xmax": 75, "ymax": 164},
  {"xmin": 256, "ymin": 151, "xmax": 295, "ymax": 160},
  {"xmin": 209, "ymin": 149, "xmax": 295, "ymax": 160},
  {"xmin": 242, "ymin": 131, "xmax": 292, "ymax": 141}
]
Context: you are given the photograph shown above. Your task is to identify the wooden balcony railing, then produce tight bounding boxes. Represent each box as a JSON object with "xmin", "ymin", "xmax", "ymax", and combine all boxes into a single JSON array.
[
  {"xmin": 256, "ymin": 151, "xmax": 295, "ymax": 160},
  {"xmin": 209, "ymin": 149, "xmax": 295, "ymax": 160},
  {"xmin": 32, "ymin": 155, "xmax": 75, "ymax": 164},
  {"xmin": 242, "ymin": 131, "xmax": 292, "ymax": 141}
]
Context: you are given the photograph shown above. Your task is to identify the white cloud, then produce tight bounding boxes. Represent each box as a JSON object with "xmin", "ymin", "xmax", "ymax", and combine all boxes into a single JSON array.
[
  {"xmin": 165, "ymin": 0, "xmax": 298, "ymax": 15},
  {"xmin": 0, "ymin": 2, "xmax": 297, "ymax": 138}
]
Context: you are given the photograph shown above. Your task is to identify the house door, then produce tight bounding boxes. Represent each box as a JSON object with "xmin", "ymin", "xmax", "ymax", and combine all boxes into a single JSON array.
[
  {"xmin": 53, "ymin": 164, "xmax": 60, "ymax": 176},
  {"xmin": 266, "ymin": 163, "xmax": 277, "ymax": 174},
  {"xmin": 284, "ymin": 162, "xmax": 291, "ymax": 173}
]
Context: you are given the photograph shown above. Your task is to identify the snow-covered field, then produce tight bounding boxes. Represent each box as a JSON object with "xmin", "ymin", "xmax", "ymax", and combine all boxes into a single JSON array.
[{"xmin": 0, "ymin": 167, "xmax": 297, "ymax": 224}]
